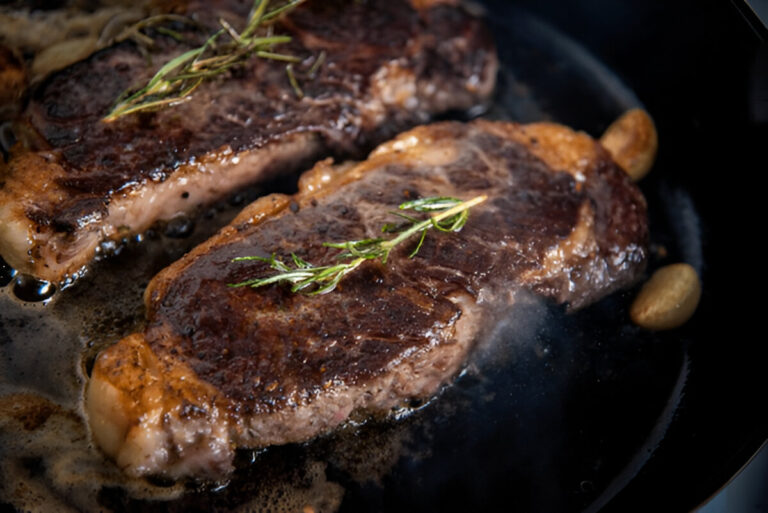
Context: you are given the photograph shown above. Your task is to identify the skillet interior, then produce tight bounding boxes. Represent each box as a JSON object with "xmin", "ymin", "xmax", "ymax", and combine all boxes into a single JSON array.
[{"xmin": 1, "ymin": 1, "xmax": 767, "ymax": 511}]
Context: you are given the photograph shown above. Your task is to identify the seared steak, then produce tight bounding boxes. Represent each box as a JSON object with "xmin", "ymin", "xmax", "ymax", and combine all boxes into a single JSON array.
[
  {"xmin": 86, "ymin": 119, "xmax": 648, "ymax": 479},
  {"xmin": 0, "ymin": 0, "xmax": 496, "ymax": 282}
]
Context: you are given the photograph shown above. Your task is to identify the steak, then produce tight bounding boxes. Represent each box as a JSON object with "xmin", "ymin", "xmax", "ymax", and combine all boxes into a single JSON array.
[
  {"xmin": 0, "ymin": 0, "xmax": 497, "ymax": 282},
  {"xmin": 86, "ymin": 119, "xmax": 649, "ymax": 479}
]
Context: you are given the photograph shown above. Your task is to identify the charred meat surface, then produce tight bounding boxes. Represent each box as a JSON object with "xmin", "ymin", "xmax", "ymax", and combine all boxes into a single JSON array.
[
  {"xmin": 0, "ymin": 0, "xmax": 497, "ymax": 282},
  {"xmin": 86, "ymin": 120, "xmax": 648, "ymax": 479}
]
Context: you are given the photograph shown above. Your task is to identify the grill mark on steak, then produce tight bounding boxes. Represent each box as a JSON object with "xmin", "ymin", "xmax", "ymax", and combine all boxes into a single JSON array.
[
  {"xmin": 86, "ymin": 120, "xmax": 648, "ymax": 479},
  {"xmin": 0, "ymin": 0, "xmax": 497, "ymax": 282}
]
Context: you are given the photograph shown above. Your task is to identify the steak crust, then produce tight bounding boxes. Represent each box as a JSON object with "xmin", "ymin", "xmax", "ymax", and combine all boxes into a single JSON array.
[
  {"xmin": 0, "ymin": 0, "xmax": 497, "ymax": 281},
  {"xmin": 86, "ymin": 119, "xmax": 648, "ymax": 479}
]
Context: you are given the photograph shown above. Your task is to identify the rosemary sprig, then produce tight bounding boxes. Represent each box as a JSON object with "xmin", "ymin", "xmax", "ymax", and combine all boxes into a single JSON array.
[
  {"xmin": 229, "ymin": 195, "xmax": 488, "ymax": 295},
  {"xmin": 103, "ymin": 0, "xmax": 305, "ymax": 122}
]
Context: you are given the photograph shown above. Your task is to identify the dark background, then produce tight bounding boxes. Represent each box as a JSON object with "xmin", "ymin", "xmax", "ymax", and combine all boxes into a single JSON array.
[{"xmin": 499, "ymin": 0, "xmax": 767, "ymax": 511}]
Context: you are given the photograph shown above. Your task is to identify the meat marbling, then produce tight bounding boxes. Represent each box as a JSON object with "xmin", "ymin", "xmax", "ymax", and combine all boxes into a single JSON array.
[
  {"xmin": 0, "ymin": 0, "xmax": 496, "ymax": 282},
  {"xmin": 86, "ymin": 119, "xmax": 649, "ymax": 479}
]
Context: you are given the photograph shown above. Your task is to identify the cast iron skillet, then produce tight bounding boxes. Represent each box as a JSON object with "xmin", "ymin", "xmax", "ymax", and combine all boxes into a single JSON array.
[
  {"xmin": 1, "ymin": 1, "xmax": 767, "ymax": 512},
  {"xmin": 495, "ymin": 1, "xmax": 768, "ymax": 511},
  {"xmin": 339, "ymin": 3, "xmax": 768, "ymax": 511}
]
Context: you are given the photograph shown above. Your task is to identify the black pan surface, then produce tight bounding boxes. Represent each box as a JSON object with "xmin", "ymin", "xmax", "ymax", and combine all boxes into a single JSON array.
[{"xmin": 1, "ymin": 1, "xmax": 766, "ymax": 512}]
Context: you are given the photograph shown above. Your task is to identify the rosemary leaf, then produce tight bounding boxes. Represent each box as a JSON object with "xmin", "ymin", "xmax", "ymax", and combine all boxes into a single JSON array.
[
  {"xmin": 260, "ymin": 0, "xmax": 307, "ymax": 23},
  {"xmin": 241, "ymin": 0, "xmax": 271, "ymax": 39},
  {"xmin": 229, "ymin": 195, "xmax": 487, "ymax": 295},
  {"xmin": 306, "ymin": 51, "xmax": 326, "ymax": 78},
  {"xmin": 286, "ymin": 63, "xmax": 304, "ymax": 98},
  {"xmin": 256, "ymin": 51, "xmax": 302, "ymax": 62}
]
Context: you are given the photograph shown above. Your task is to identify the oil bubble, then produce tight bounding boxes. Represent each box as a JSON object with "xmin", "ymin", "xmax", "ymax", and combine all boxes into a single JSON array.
[
  {"xmin": 12, "ymin": 274, "xmax": 56, "ymax": 302},
  {"xmin": 164, "ymin": 215, "xmax": 196, "ymax": 239}
]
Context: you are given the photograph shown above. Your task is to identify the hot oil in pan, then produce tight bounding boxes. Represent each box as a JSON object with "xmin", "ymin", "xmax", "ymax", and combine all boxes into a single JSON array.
[{"xmin": 0, "ymin": 5, "xmax": 696, "ymax": 513}]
